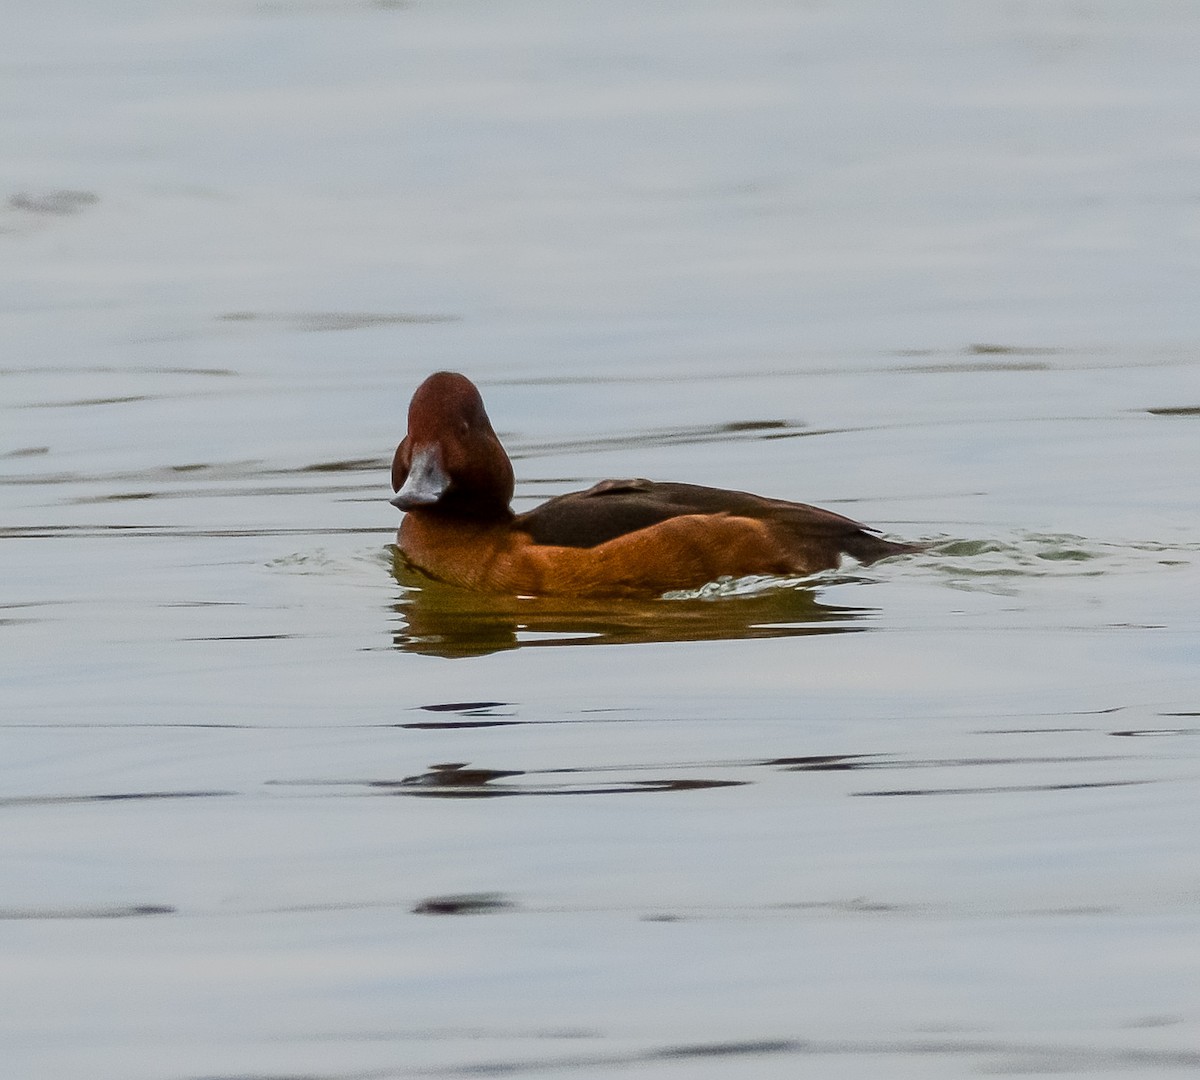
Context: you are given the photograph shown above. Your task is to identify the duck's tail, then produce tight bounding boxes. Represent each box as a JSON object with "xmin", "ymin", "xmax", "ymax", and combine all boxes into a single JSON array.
[{"xmin": 843, "ymin": 531, "xmax": 927, "ymax": 566}]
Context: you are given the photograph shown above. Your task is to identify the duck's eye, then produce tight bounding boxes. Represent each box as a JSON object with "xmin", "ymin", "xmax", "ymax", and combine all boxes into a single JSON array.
[{"xmin": 459, "ymin": 420, "xmax": 470, "ymax": 437}]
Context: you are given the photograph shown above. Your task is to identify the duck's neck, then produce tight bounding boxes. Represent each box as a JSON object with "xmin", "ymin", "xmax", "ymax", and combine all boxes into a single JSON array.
[{"xmin": 425, "ymin": 496, "xmax": 515, "ymax": 524}]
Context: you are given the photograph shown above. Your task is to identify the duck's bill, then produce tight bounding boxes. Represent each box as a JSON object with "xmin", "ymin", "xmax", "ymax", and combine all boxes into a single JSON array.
[{"xmin": 390, "ymin": 446, "xmax": 451, "ymax": 509}]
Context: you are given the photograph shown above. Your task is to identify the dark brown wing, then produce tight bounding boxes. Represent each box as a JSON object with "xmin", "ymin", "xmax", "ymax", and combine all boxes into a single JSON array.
[{"xmin": 515, "ymin": 479, "xmax": 916, "ymax": 564}]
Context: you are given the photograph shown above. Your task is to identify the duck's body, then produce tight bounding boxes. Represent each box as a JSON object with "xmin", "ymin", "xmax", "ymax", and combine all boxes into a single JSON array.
[{"xmin": 391, "ymin": 372, "xmax": 918, "ymax": 598}]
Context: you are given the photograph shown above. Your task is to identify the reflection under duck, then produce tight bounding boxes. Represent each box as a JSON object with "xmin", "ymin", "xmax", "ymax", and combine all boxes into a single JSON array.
[{"xmin": 390, "ymin": 548, "xmax": 873, "ymax": 657}]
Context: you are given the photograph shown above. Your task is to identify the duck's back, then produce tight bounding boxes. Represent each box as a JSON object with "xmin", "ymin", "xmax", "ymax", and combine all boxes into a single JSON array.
[{"xmin": 515, "ymin": 478, "xmax": 913, "ymax": 567}]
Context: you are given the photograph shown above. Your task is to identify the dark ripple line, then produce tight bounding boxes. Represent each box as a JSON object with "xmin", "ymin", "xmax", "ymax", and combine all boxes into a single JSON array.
[
  {"xmin": 0, "ymin": 904, "xmax": 175, "ymax": 920},
  {"xmin": 1, "ymin": 525, "xmax": 391, "ymax": 539},
  {"xmin": 175, "ymin": 1034, "xmax": 1200, "ymax": 1079},
  {"xmin": 853, "ymin": 779, "xmax": 1152, "ymax": 797},
  {"xmin": 0, "ymin": 790, "xmax": 234, "ymax": 808},
  {"xmin": 506, "ymin": 421, "xmax": 826, "ymax": 460},
  {"xmin": 393, "ymin": 778, "xmax": 746, "ymax": 798}
]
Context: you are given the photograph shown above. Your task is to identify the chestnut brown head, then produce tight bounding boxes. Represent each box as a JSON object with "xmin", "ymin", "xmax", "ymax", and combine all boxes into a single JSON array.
[{"xmin": 390, "ymin": 372, "xmax": 515, "ymax": 518}]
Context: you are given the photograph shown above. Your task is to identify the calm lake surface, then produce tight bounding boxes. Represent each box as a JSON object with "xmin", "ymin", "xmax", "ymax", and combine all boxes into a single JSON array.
[{"xmin": 3, "ymin": 2, "xmax": 1200, "ymax": 1077}]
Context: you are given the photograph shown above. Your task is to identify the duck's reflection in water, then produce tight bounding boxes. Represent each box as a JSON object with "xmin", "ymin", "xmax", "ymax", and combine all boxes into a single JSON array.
[{"xmin": 389, "ymin": 549, "xmax": 872, "ymax": 657}]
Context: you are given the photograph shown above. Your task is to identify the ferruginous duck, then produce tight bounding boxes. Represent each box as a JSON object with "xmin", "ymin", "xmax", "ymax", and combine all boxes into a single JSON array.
[{"xmin": 390, "ymin": 372, "xmax": 919, "ymax": 597}]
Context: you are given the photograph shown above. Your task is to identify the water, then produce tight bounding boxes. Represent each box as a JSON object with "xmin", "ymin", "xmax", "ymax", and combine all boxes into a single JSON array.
[{"xmin": 3, "ymin": 2, "xmax": 1200, "ymax": 1077}]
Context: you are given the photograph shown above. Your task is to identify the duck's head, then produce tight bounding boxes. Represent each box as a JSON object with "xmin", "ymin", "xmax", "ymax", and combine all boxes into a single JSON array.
[{"xmin": 390, "ymin": 372, "xmax": 515, "ymax": 518}]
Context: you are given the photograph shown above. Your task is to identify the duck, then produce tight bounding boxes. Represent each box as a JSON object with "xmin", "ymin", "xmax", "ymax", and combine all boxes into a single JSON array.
[{"xmin": 390, "ymin": 371, "xmax": 919, "ymax": 597}]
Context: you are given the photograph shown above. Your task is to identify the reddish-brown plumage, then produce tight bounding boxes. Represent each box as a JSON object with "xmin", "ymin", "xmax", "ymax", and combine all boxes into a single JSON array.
[{"xmin": 390, "ymin": 372, "xmax": 919, "ymax": 597}]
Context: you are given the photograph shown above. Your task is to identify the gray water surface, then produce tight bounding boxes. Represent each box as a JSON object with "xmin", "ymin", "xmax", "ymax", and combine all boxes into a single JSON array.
[{"xmin": 3, "ymin": 2, "xmax": 1200, "ymax": 1078}]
